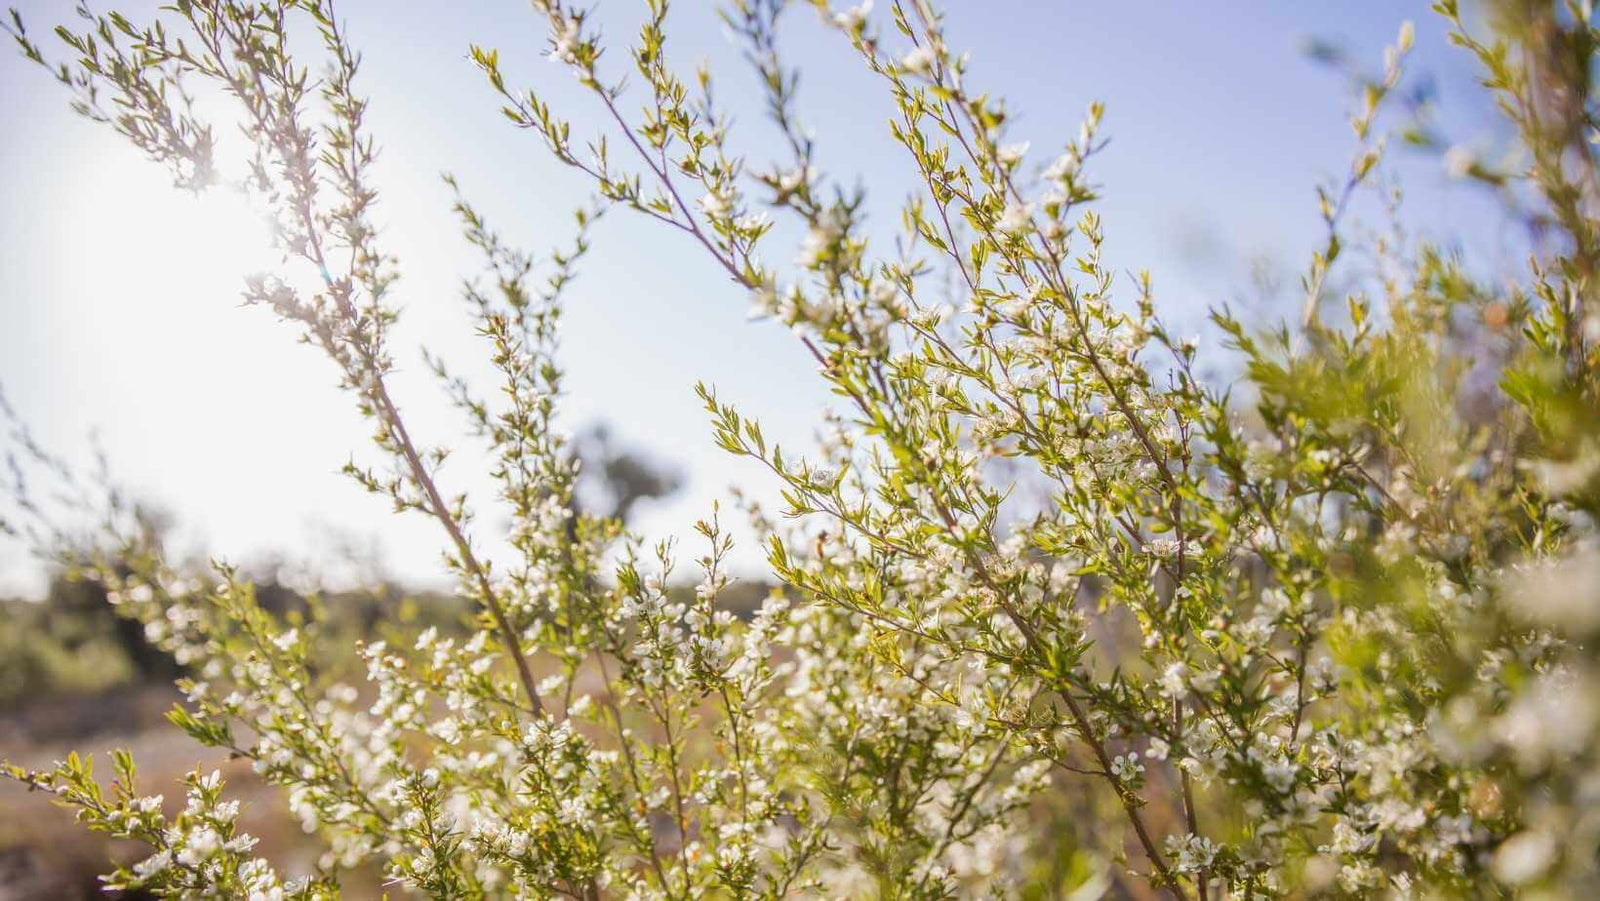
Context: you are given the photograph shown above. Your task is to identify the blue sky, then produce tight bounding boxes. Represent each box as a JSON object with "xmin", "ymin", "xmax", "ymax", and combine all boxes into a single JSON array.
[{"xmin": 0, "ymin": 1, "xmax": 1512, "ymax": 596}]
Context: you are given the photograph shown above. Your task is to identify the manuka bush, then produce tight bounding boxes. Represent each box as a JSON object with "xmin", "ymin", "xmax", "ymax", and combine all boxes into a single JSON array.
[{"xmin": 4, "ymin": 1, "xmax": 1599, "ymax": 898}]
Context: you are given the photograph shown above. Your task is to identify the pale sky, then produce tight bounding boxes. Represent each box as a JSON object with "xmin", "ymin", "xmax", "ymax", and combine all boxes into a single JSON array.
[{"xmin": 0, "ymin": 1, "xmax": 1513, "ymax": 597}]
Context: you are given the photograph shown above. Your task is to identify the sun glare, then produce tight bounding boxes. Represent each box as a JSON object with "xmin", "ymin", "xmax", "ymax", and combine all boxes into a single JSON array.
[
  {"xmin": 76, "ymin": 148, "xmax": 282, "ymax": 303},
  {"xmin": 149, "ymin": 184, "xmax": 281, "ymax": 283}
]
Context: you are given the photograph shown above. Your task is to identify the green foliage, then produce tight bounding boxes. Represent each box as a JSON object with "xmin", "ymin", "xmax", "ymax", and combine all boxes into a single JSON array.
[{"xmin": 4, "ymin": 0, "xmax": 1600, "ymax": 899}]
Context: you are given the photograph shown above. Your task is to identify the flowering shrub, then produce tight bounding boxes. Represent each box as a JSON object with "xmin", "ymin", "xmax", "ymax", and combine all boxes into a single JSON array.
[{"xmin": 4, "ymin": 0, "xmax": 1600, "ymax": 898}]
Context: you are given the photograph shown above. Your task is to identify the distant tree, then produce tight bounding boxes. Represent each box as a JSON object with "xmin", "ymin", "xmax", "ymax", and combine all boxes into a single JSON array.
[{"xmin": 571, "ymin": 423, "xmax": 683, "ymax": 524}]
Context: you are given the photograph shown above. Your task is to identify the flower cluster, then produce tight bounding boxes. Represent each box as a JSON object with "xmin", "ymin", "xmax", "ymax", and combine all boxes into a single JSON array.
[
  {"xmin": 5, "ymin": 0, "xmax": 1600, "ymax": 898},
  {"xmin": 4, "ymin": 754, "xmax": 327, "ymax": 900}
]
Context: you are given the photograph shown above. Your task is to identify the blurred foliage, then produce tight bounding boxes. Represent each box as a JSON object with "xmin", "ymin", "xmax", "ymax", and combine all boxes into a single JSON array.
[{"xmin": 0, "ymin": 423, "xmax": 685, "ymax": 707}]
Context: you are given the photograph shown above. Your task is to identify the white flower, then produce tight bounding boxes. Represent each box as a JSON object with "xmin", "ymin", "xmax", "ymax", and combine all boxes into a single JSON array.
[
  {"xmin": 832, "ymin": 1, "xmax": 872, "ymax": 31},
  {"xmin": 1160, "ymin": 662, "xmax": 1191, "ymax": 698},
  {"xmin": 997, "ymin": 201, "xmax": 1033, "ymax": 236},
  {"xmin": 798, "ymin": 222, "xmax": 836, "ymax": 268},
  {"xmin": 1110, "ymin": 751, "xmax": 1144, "ymax": 782},
  {"xmin": 549, "ymin": 14, "xmax": 583, "ymax": 65},
  {"xmin": 997, "ymin": 141, "xmax": 1029, "ymax": 167},
  {"xmin": 132, "ymin": 850, "xmax": 173, "ymax": 879},
  {"xmin": 1166, "ymin": 833, "xmax": 1218, "ymax": 874},
  {"xmin": 1503, "ymin": 548, "xmax": 1600, "ymax": 630},
  {"xmin": 1444, "ymin": 145, "xmax": 1475, "ymax": 180},
  {"xmin": 776, "ymin": 165, "xmax": 811, "ymax": 194},
  {"xmin": 1263, "ymin": 758, "xmax": 1297, "ymax": 793},
  {"xmin": 796, "ymin": 228, "xmax": 825, "ymax": 267},
  {"xmin": 698, "ymin": 189, "xmax": 734, "ymax": 220},
  {"xmin": 1044, "ymin": 153, "xmax": 1076, "ymax": 184},
  {"xmin": 177, "ymin": 826, "xmax": 222, "ymax": 866},
  {"xmin": 900, "ymin": 45, "xmax": 936, "ymax": 75},
  {"xmin": 741, "ymin": 277, "xmax": 777, "ymax": 318}
]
